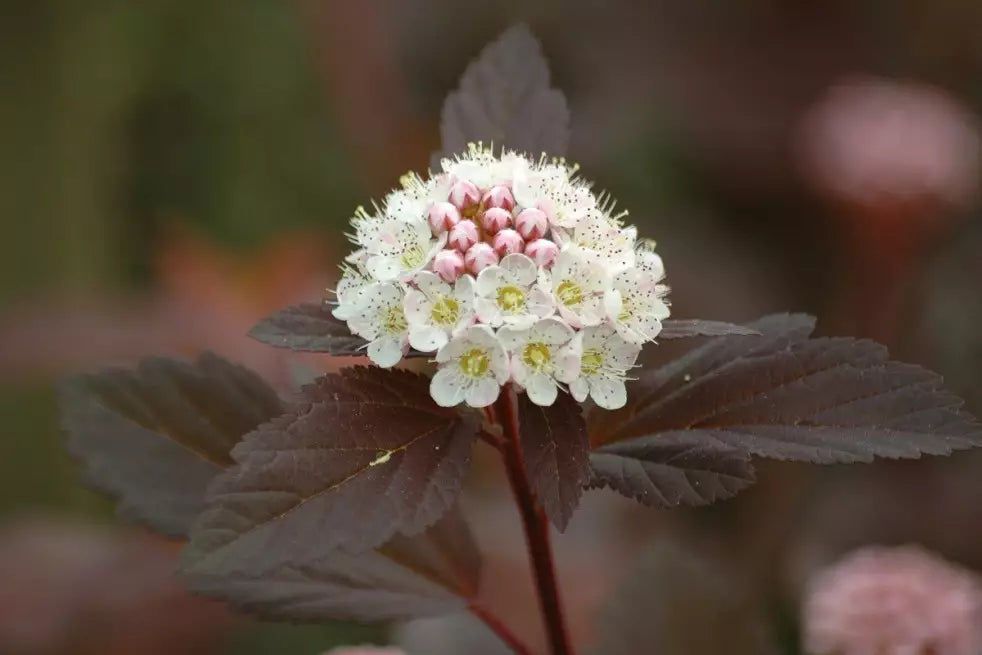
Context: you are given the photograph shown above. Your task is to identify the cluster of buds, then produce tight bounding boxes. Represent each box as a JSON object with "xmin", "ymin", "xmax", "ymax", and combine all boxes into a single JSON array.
[
  {"xmin": 426, "ymin": 181, "xmax": 558, "ymax": 282},
  {"xmin": 333, "ymin": 144, "xmax": 669, "ymax": 409}
]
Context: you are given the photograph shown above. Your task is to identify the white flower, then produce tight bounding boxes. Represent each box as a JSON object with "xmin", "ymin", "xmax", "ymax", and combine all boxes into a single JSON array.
[
  {"xmin": 345, "ymin": 282, "xmax": 409, "ymax": 367},
  {"xmin": 604, "ymin": 268, "xmax": 670, "ymax": 344},
  {"xmin": 567, "ymin": 324, "xmax": 640, "ymax": 409},
  {"xmin": 634, "ymin": 238, "xmax": 666, "ymax": 279},
  {"xmin": 474, "ymin": 253, "xmax": 554, "ymax": 328},
  {"xmin": 546, "ymin": 247, "xmax": 609, "ymax": 328},
  {"xmin": 362, "ymin": 218, "xmax": 445, "ymax": 282},
  {"xmin": 331, "ymin": 266, "xmax": 372, "ymax": 321},
  {"xmin": 404, "ymin": 271, "xmax": 475, "ymax": 352},
  {"xmin": 431, "ymin": 325, "xmax": 509, "ymax": 407},
  {"xmin": 563, "ymin": 211, "xmax": 636, "ymax": 272},
  {"xmin": 330, "ymin": 145, "xmax": 671, "ymax": 408},
  {"xmin": 498, "ymin": 317, "xmax": 580, "ymax": 406}
]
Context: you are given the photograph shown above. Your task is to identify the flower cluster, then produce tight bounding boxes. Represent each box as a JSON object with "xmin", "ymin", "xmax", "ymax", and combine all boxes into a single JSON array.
[
  {"xmin": 803, "ymin": 545, "xmax": 982, "ymax": 655},
  {"xmin": 332, "ymin": 145, "xmax": 669, "ymax": 409}
]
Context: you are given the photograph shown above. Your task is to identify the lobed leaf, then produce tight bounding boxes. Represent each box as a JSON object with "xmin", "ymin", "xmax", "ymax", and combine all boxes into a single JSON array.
[
  {"xmin": 517, "ymin": 391, "xmax": 591, "ymax": 531},
  {"xmin": 59, "ymin": 352, "xmax": 284, "ymax": 537},
  {"xmin": 184, "ymin": 367, "xmax": 480, "ymax": 577},
  {"xmin": 434, "ymin": 23, "xmax": 570, "ymax": 164},
  {"xmin": 248, "ymin": 303, "xmax": 368, "ymax": 356},
  {"xmin": 658, "ymin": 319, "xmax": 761, "ymax": 339},
  {"xmin": 249, "ymin": 303, "xmax": 427, "ymax": 358},
  {"xmin": 592, "ymin": 313, "xmax": 982, "ymax": 465},
  {"xmin": 588, "ymin": 539, "xmax": 779, "ymax": 655},
  {"xmin": 186, "ymin": 507, "xmax": 481, "ymax": 623},
  {"xmin": 589, "ymin": 433, "xmax": 755, "ymax": 509}
]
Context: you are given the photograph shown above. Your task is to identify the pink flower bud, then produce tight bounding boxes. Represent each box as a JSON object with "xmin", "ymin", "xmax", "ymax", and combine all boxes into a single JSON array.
[
  {"xmin": 515, "ymin": 207, "xmax": 548, "ymax": 240},
  {"xmin": 464, "ymin": 242, "xmax": 499, "ymax": 274},
  {"xmin": 449, "ymin": 180, "xmax": 480, "ymax": 210},
  {"xmin": 481, "ymin": 185, "xmax": 515, "ymax": 211},
  {"xmin": 431, "ymin": 249, "xmax": 466, "ymax": 282},
  {"xmin": 427, "ymin": 201, "xmax": 461, "ymax": 234},
  {"xmin": 525, "ymin": 238, "xmax": 559, "ymax": 268},
  {"xmin": 482, "ymin": 207, "xmax": 512, "ymax": 234},
  {"xmin": 492, "ymin": 229, "xmax": 524, "ymax": 257},
  {"xmin": 448, "ymin": 219, "xmax": 479, "ymax": 252}
]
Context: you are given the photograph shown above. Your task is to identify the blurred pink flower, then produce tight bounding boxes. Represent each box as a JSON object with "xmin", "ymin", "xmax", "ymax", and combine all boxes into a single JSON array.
[
  {"xmin": 797, "ymin": 75, "xmax": 981, "ymax": 210},
  {"xmin": 803, "ymin": 545, "xmax": 982, "ymax": 655}
]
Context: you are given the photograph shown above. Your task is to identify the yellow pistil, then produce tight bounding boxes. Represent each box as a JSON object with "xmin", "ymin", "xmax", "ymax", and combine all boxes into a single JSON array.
[
  {"xmin": 382, "ymin": 305, "xmax": 407, "ymax": 335},
  {"xmin": 458, "ymin": 348, "xmax": 490, "ymax": 378},
  {"xmin": 556, "ymin": 280, "xmax": 583, "ymax": 306},
  {"xmin": 400, "ymin": 244, "xmax": 425, "ymax": 269},
  {"xmin": 430, "ymin": 295, "xmax": 460, "ymax": 327},
  {"xmin": 581, "ymin": 348, "xmax": 604, "ymax": 376},
  {"xmin": 496, "ymin": 285, "xmax": 526, "ymax": 313},
  {"xmin": 522, "ymin": 342, "xmax": 551, "ymax": 372}
]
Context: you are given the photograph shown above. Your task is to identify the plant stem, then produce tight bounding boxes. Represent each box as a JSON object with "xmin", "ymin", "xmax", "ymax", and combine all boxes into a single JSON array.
[
  {"xmin": 493, "ymin": 385, "xmax": 575, "ymax": 655},
  {"xmin": 470, "ymin": 603, "xmax": 534, "ymax": 655}
]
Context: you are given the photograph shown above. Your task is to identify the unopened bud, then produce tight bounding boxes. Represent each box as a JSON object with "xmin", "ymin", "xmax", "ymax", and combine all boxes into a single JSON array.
[
  {"xmin": 464, "ymin": 242, "xmax": 499, "ymax": 274},
  {"xmin": 492, "ymin": 229, "xmax": 524, "ymax": 257},
  {"xmin": 482, "ymin": 207, "xmax": 512, "ymax": 234},
  {"xmin": 515, "ymin": 207, "xmax": 548, "ymax": 240},
  {"xmin": 525, "ymin": 239, "xmax": 559, "ymax": 268},
  {"xmin": 427, "ymin": 201, "xmax": 461, "ymax": 234},
  {"xmin": 432, "ymin": 249, "xmax": 466, "ymax": 282},
  {"xmin": 448, "ymin": 219, "xmax": 479, "ymax": 252},
  {"xmin": 449, "ymin": 180, "xmax": 480, "ymax": 210},
  {"xmin": 481, "ymin": 185, "xmax": 515, "ymax": 211}
]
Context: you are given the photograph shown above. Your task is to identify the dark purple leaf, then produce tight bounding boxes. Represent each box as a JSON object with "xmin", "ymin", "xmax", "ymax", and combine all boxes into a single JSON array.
[
  {"xmin": 186, "ymin": 508, "xmax": 481, "ymax": 623},
  {"xmin": 184, "ymin": 367, "xmax": 480, "ymax": 577},
  {"xmin": 593, "ymin": 313, "xmax": 982, "ymax": 464},
  {"xmin": 658, "ymin": 319, "xmax": 761, "ymax": 339},
  {"xmin": 249, "ymin": 303, "xmax": 427, "ymax": 358},
  {"xmin": 59, "ymin": 353, "xmax": 284, "ymax": 537},
  {"xmin": 589, "ymin": 433, "xmax": 755, "ymax": 508},
  {"xmin": 589, "ymin": 539, "xmax": 778, "ymax": 655},
  {"xmin": 248, "ymin": 303, "xmax": 367, "ymax": 355},
  {"xmin": 434, "ymin": 23, "xmax": 569, "ymax": 163},
  {"xmin": 517, "ymin": 392, "xmax": 590, "ymax": 531}
]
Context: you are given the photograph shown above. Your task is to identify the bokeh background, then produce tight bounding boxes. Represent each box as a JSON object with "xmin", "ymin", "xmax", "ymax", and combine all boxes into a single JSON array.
[{"xmin": 2, "ymin": 2, "xmax": 981, "ymax": 653}]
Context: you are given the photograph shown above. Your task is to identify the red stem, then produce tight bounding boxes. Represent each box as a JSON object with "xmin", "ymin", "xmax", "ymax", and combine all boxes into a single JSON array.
[
  {"xmin": 493, "ymin": 385, "xmax": 575, "ymax": 655},
  {"xmin": 470, "ymin": 603, "xmax": 534, "ymax": 655}
]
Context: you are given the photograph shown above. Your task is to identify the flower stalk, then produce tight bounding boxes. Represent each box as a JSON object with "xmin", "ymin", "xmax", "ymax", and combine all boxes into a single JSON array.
[{"xmin": 492, "ymin": 384, "xmax": 575, "ymax": 655}]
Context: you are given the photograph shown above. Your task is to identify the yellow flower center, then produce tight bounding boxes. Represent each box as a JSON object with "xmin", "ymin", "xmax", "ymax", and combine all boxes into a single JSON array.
[
  {"xmin": 617, "ymin": 298, "xmax": 633, "ymax": 323},
  {"xmin": 581, "ymin": 349, "xmax": 604, "ymax": 376},
  {"xmin": 522, "ymin": 342, "xmax": 551, "ymax": 371},
  {"xmin": 556, "ymin": 280, "xmax": 583, "ymax": 306},
  {"xmin": 458, "ymin": 348, "xmax": 490, "ymax": 378},
  {"xmin": 430, "ymin": 295, "xmax": 460, "ymax": 327},
  {"xmin": 382, "ymin": 305, "xmax": 407, "ymax": 335},
  {"xmin": 400, "ymin": 244, "xmax": 425, "ymax": 269},
  {"xmin": 496, "ymin": 285, "xmax": 526, "ymax": 313}
]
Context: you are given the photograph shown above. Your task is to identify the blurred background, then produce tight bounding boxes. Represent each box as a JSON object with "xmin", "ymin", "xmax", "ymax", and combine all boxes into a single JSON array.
[{"xmin": 1, "ymin": 1, "xmax": 981, "ymax": 653}]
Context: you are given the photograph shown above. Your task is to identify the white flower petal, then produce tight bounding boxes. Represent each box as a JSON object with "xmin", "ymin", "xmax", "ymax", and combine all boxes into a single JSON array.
[
  {"xmin": 569, "ymin": 378, "xmax": 589, "ymax": 403},
  {"xmin": 413, "ymin": 271, "xmax": 449, "ymax": 298},
  {"xmin": 409, "ymin": 325, "xmax": 448, "ymax": 352},
  {"xmin": 530, "ymin": 317, "xmax": 574, "ymax": 346},
  {"xmin": 499, "ymin": 253, "xmax": 537, "ymax": 286},
  {"xmin": 368, "ymin": 335, "xmax": 406, "ymax": 368},
  {"xmin": 525, "ymin": 373, "xmax": 558, "ymax": 406},
  {"xmin": 590, "ymin": 377, "xmax": 628, "ymax": 410},
  {"xmin": 474, "ymin": 297, "xmax": 503, "ymax": 326},
  {"xmin": 431, "ymin": 368, "xmax": 468, "ymax": 407},
  {"xmin": 466, "ymin": 377, "xmax": 501, "ymax": 407},
  {"xmin": 475, "ymin": 266, "xmax": 505, "ymax": 296},
  {"xmin": 403, "ymin": 289, "xmax": 432, "ymax": 326}
]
